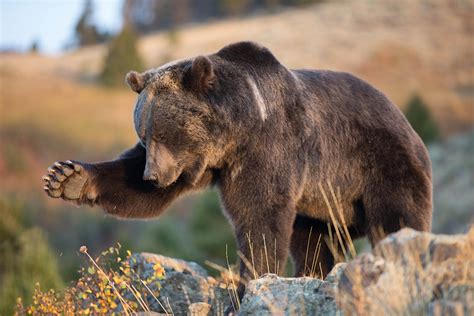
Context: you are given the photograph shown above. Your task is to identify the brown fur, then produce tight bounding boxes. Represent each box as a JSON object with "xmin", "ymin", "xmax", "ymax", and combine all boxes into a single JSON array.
[{"xmin": 43, "ymin": 42, "xmax": 432, "ymax": 310}]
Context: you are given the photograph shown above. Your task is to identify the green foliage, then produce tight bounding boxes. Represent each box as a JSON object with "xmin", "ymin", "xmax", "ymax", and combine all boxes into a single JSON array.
[
  {"xmin": 143, "ymin": 216, "xmax": 197, "ymax": 260},
  {"xmin": 190, "ymin": 190, "xmax": 237, "ymax": 266},
  {"xmin": 404, "ymin": 94, "xmax": 440, "ymax": 144},
  {"xmin": 0, "ymin": 197, "xmax": 63, "ymax": 315},
  {"xmin": 127, "ymin": 190, "xmax": 237, "ymax": 274},
  {"xmin": 100, "ymin": 26, "xmax": 144, "ymax": 87}
]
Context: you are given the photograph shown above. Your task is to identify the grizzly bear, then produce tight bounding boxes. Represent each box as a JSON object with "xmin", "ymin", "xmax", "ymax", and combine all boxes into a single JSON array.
[{"xmin": 43, "ymin": 41, "xmax": 432, "ymax": 306}]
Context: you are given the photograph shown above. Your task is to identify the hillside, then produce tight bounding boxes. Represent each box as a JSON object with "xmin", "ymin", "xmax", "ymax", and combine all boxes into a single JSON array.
[{"xmin": 1, "ymin": 0, "xmax": 472, "ymax": 140}]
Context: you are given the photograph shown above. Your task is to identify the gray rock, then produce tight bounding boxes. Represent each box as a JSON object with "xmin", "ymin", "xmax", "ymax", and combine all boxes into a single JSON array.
[
  {"xmin": 238, "ymin": 273, "xmax": 338, "ymax": 315},
  {"xmin": 189, "ymin": 302, "xmax": 212, "ymax": 315},
  {"xmin": 131, "ymin": 253, "xmax": 230, "ymax": 315},
  {"xmin": 325, "ymin": 262, "xmax": 348, "ymax": 284},
  {"xmin": 336, "ymin": 228, "xmax": 474, "ymax": 316}
]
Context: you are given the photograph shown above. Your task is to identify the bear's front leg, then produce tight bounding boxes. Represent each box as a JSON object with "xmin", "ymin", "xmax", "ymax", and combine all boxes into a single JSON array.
[
  {"xmin": 42, "ymin": 143, "xmax": 215, "ymax": 218},
  {"xmin": 221, "ymin": 183, "xmax": 297, "ymax": 312}
]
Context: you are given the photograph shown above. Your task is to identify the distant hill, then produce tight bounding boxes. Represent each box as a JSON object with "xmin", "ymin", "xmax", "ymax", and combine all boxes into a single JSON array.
[{"xmin": 2, "ymin": 0, "xmax": 472, "ymax": 136}]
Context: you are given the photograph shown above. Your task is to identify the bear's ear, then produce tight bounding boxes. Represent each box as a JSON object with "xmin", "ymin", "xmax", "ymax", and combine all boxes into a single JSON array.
[
  {"xmin": 189, "ymin": 56, "xmax": 215, "ymax": 93},
  {"xmin": 126, "ymin": 71, "xmax": 146, "ymax": 93}
]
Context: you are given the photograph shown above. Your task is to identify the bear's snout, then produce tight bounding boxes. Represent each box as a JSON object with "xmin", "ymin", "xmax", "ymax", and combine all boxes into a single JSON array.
[
  {"xmin": 143, "ymin": 168, "xmax": 158, "ymax": 182},
  {"xmin": 143, "ymin": 143, "xmax": 179, "ymax": 187}
]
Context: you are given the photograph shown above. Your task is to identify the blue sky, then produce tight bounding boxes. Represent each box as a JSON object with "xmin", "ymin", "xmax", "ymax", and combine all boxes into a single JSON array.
[{"xmin": 0, "ymin": 0, "xmax": 123, "ymax": 54}]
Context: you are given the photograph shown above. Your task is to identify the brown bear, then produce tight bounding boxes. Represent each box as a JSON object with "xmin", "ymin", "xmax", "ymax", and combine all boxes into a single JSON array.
[{"xmin": 43, "ymin": 41, "xmax": 432, "ymax": 307}]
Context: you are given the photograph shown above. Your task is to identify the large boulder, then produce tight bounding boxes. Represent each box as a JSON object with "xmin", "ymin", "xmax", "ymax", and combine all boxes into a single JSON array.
[{"xmin": 337, "ymin": 228, "xmax": 474, "ymax": 316}]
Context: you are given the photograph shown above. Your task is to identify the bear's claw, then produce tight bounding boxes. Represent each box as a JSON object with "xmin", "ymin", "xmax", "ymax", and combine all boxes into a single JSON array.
[{"xmin": 66, "ymin": 160, "xmax": 82, "ymax": 172}]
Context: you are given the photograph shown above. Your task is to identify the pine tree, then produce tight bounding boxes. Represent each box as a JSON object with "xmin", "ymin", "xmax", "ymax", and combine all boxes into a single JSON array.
[
  {"xmin": 75, "ymin": 0, "xmax": 102, "ymax": 47},
  {"xmin": 100, "ymin": 25, "xmax": 144, "ymax": 87},
  {"xmin": 29, "ymin": 40, "xmax": 39, "ymax": 53},
  {"xmin": 405, "ymin": 94, "xmax": 440, "ymax": 144},
  {"xmin": 219, "ymin": 0, "xmax": 251, "ymax": 16}
]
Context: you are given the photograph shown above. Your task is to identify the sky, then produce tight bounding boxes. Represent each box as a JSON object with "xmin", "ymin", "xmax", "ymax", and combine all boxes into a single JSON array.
[{"xmin": 0, "ymin": 0, "xmax": 124, "ymax": 55}]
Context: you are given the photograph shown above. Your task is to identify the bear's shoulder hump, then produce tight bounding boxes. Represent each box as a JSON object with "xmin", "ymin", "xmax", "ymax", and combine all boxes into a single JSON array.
[{"xmin": 216, "ymin": 41, "xmax": 281, "ymax": 67}]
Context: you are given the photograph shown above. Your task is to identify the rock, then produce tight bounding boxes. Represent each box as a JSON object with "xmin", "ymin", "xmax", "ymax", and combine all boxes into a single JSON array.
[
  {"xmin": 140, "ymin": 253, "xmax": 208, "ymax": 277},
  {"xmin": 336, "ymin": 228, "xmax": 474, "ymax": 316},
  {"xmin": 189, "ymin": 302, "xmax": 211, "ymax": 315},
  {"xmin": 238, "ymin": 273, "xmax": 338, "ymax": 315},
  {"xmin": 131, "ymin": 253, "xmax": 230, "ymax": 315},
  {"xmin": 428, "ymin": 300, "xmax": 464, "ymax": 316},
  {"xmin": 324, "ymin": 262, "xmax": 347, "ymax": 284},
  {"xmin": 127, "ymin": 227, "xmax": 473, "ymax": 315}
]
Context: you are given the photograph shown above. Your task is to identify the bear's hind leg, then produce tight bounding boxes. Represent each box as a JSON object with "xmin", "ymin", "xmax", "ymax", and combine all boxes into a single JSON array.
[
  {"xmin": 363, "ymin": 184, "xmax": 432, "ymax": 246},
  {"xmin": 290, "ymin": 215, "xmax": 342, "ymax": 278}
]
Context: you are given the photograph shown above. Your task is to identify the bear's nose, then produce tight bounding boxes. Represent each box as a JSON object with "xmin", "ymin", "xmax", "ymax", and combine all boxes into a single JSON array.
[
  {"xmin": 143, "ymin": 167, "xmax": 157, "ymax": 181},
  {"xmin": 143, "ymin": 173, "xmax": 157, "ymax": 181}
]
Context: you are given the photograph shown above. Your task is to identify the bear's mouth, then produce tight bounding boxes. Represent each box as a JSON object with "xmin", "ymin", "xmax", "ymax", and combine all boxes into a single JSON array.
[
  {"xmin": 148, "ymin": 175, "xmax": 184, "ymax": 189},
  {"xmin": 146, "ymin": 169, "xmax": 184, "ymax": 189}
]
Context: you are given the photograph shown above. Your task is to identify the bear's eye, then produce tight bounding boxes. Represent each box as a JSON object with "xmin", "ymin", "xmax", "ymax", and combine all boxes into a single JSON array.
[{"xmin": 151, "ymin": 134, "xmax": 165, "ymax": 142}]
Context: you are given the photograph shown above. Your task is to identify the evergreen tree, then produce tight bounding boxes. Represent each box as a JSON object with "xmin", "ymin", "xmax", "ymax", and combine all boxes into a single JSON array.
[
  {"xmin": 29, "ymin": 40, "xmax": 39, "ymax": 53},
  {"xmin": 405, "ymin": 94, "xmax": 440, "ymax": 144},
  {"xmin": 219, "ymin": 0, "xmax": 251, "ymax": 16},
  {"xmin": 100, "ymin": 25, "xmax": 144, "ymax": 87},
  {"xmin": 74, "ymin": 0, "xmax": 102, "ymax": 47}
]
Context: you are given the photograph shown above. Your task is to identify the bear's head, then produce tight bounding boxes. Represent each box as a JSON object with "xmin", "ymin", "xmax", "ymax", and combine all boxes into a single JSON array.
[
  {"xmin": 126, "ymin": 42, "xmax": 288, "ymax": 188},
  {"xmin": 126, "ymin": 56, "xmax": 221, "ymax": 188}
]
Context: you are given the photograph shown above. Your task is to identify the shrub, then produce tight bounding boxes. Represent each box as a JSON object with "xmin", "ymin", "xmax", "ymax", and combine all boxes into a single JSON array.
[
  {"xmin": 404, "ymin": 94, "xmax": 440, "ymax": 144},
  {"xmin": 100, "ymin": 26, "xmax": 144, "ymax": 87},
  {"xmin": 0, "ymin": 197, "xmax": 63, "ymax": 315},
  {"xmin": 16, "ymin": 244, "xmax": 165, "ymax": 314}
]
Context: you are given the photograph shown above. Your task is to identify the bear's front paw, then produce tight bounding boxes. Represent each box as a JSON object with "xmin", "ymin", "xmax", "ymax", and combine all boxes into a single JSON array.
[{"xmin": 42, "ymin": 160, "xmax": 93, "ymax": 202}]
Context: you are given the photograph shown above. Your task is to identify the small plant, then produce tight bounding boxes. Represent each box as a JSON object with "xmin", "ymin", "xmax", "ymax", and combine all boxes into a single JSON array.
[
  {"xmin": 16, "ymin": 244, "xmax": 166, "ymax": 315},
  {"xmin": 405, "ymin": 94, "xmax": 440, "ymax": 144}
]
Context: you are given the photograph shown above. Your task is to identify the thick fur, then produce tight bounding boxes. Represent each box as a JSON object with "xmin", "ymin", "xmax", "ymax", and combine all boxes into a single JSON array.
[{"xmin": 43, "ymin": 41, "xmax": 432, "ymax": 308}]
